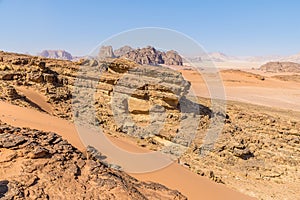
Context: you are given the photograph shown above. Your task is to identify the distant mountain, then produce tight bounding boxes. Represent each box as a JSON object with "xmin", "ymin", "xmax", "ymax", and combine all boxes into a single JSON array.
[
  {"xmin": 281, "ymin": 52, "xmax": 300, "ymax": 63},
  {"xmin": 98, "ymin": 46, "xmax": 115, "ymax": 59},
  {"xmin": 188, "ymin": 51, "xmax": 300, "ymax": 64},
  {"xmin": 114, "ymin": 45, "xmax": 134, "ymax": 57},
  {"xmin": 243, "ymin": 55, "xmax": 284, "ymax": 63},
  {"xmin": 243, "ymin": 53, "xmax": 300, "ymax": 64},
  {"xmin": 187, "ymin": 52, "xmax": 237, "ymax": 62},
  {"xmin": 259, "ymin": 62, "xmax": 300, "ymax": 73},
  {"xmin": 39, "ymin": 50, "xmax": 73, "ymax": 60},
  {"xmin": 207, "ymin": 52, "xmax": 238, "ymax": 62},
  {"xmin": 97, "ymin": 45, "xmax": 183, "ymax": 66},
  {"xmin": 121, "ymin": 46, "xmax": 183, "ymax": 66}
]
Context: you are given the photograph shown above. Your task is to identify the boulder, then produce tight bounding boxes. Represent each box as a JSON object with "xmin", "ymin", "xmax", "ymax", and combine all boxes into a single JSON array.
[
  {"xmin": 44, "ymin": 74, "xmax": 57, "ymax": 84},
  {"xmin": 4, "ymin": 86, "xmax": 20, "ymax": 99},
  {"xmin": 1, "ymin": 73, "xmax": 17, "ymax": 80},
  {"xmin": 28, "ymin": 146, "xmax": 49, "ymax": 159},
  {"xmin": 28, "ymin": 72, "xmax": 44, "ymax": 83}
]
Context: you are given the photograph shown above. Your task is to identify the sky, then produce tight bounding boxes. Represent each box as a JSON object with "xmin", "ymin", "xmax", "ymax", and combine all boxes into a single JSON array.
[{"xmin": 0, "ymin": 0, "xmax": 300, "ymax": 56}]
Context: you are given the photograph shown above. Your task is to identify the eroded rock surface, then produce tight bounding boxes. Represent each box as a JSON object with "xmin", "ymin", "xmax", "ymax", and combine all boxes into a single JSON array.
[
  {"xmin": 0, "ymin": 122, "xmax": 186, "ymax": 200},
  {"xmin": 121, "ymin": 46, "xmax": 183, "ymax": 66},
  {"xmin": 98, "ymin": 46, "xmax": 116, "ymax": 59}
]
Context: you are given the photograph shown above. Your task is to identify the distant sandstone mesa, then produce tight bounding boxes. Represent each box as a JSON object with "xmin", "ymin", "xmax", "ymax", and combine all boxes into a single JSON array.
[
  {"xmin": 259, "ymin": 61, "xmax": 300, "ymax": 73},
  {"xmin": 98, "ymin": 45, "xmax": 183, "ymax": 66},
  {"xmin": 98, "ymin": 46, "xmax": 116, "ymax": 59},
  {"xmin": 39, "ymin": 50, "xmax": 73, "ymax": 61},
  {"xmin": 113, "ymin": 45, "xmax": 134, "ymax": 57}
]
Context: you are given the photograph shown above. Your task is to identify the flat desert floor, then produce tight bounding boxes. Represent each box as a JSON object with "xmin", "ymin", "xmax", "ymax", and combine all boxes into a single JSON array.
[{"xmin": 174, "ymin": 65, "xmax": 300, "ymax": 111}]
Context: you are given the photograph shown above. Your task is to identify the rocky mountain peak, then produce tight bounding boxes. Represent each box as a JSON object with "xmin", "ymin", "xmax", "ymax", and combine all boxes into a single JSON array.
[
  {"xmin": 98, "ymin": 46, "xmax": 115, "ymax": 59},
  {"xmin": 118, "ymin": 46, "xmax": 183, "ymax": 66},
  {"xmin": 114, "ymin": 45, "xmax": 134, "ymax": 57},
  {"xmin": 39, "ymin": 50, "xmax": 73, "ymax": 60}
]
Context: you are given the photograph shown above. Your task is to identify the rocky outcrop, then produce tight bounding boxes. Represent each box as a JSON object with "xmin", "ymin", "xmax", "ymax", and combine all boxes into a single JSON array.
[
  {"xmin": 39, "ymin": 50, "xmax": 73, "ymax": 60},
  {"xmin": 4, "ymin": 86, "xmax": 19, "ymax": 99},
  {"xmin": 114, "ymin": 45, "xmax": 134, "ymax": 57},
  {"xmin": 74, "ymin": 58, "xmax": 198, "ymax": 145},
  {"xmin": 98, "ymin": 46, "xmax": 115, "ymax": 59},
  {"xmin": 163, "ymin": 50, "xmax": 183, "ymax": 65},
  {"xmin": 98, "ymin": 45, "xmax": 183, "ymax": 66},
  {"xmin": 121, "ymin": 46, "xmax": 183, "ymax": 66},
  {"xmin": 259, "ymin": 62, "xmax": 300, "ymax": 73},
  {"xmin": 0, "ymin": 122, "xmax": 186, "ymax": 199}
]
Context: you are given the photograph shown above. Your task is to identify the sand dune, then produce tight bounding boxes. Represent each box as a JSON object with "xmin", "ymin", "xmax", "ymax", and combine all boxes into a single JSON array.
[{"xmin": 0, "ymin": 101, "xmax": 255, "ymax": 200}]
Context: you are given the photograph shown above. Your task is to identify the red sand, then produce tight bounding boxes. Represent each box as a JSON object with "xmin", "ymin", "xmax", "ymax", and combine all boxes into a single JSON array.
[{"xmin": 0, "ymin": 101, "xmax": 255, "ymax": 200}]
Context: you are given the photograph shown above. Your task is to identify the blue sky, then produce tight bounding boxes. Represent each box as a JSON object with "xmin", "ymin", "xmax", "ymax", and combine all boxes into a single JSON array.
[{"xmin": 0, "ymin": 0, "xmax": 300, "ymax": 56}]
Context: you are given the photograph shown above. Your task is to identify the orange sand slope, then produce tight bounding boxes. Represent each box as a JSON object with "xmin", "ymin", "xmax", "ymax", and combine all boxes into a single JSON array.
[
  {"xmin": 0, "ymin": 101, "xmax": 255, "ymax": 200},
  {"xmin": 16, "ymin": 86, "xmax": 53, "ymax": 114}
]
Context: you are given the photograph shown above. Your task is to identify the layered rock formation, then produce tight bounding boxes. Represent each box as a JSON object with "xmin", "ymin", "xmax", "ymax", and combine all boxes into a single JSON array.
[
  {"xmin": 0, "ymin": 51, "xmax": 73, "ymax": 118},
  {"xmin": 163, "ymin": 50, "xmax": 183, "ymax": 65},
  {"xmin": 259, "ymin": 61, "xmax": 300, "ymax": 73},
  {"xmin": 0, "ymin": 122, "xmax": 186, "ymax": 199},
  {"xmin": 98, "ymin": 46, "xmax": 115, "ymax": 59},
  {"xmin": 121, "ymin": 46, "xmax": 183, "ymax": 66},
  {"xmin": 39, "ymin": 50, "xmax": 73, "ymax": 60},
  {"xmin": 114, "ymin": 45, "xmax": 134, "ymax": 57},
  {"xmin": 97, "ymin": 46, "xmax": 183, "ymax": 66},
  {"xmin": 74, "ymin": 58, "xmax": 199, "ymax": 148}
]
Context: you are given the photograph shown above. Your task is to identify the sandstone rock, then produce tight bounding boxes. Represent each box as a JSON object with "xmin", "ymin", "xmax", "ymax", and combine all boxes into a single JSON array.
[
  {"xmin": 0, "ymin": 123, "xmax": 186, "ymax": 199},
  {"xmin": 122, "ymin": 46, "xmax": 164, "ymax": 65},
  {"xmin": 43, "ymin": 73, "xmax": 57, "ymax": 84},
  {"xmin": 0, "ymin": 134, "xmax": 26, "ymax": 148},
  {"xmin": 11, "ymin": 58, "xmax": 29, "ymax": 65},
  {"xmin": 39, "ymin": 50, "xmax": 73, "ymax": 60},
  {"xmin": 86, "ymin": 145, "xmax": 106, "ymax": 161},
  {"xmin": 28, "ymin": 72, "xmax": 44, "ymax": 83},
  {"xmin": 260, "ymin": 62, "xmax": 300, "ymax": 73},
  {"xmin": 0, "ymin": 180, "xmax": 8, "ymax": 198},
  {"xmin": 233, "ymin": 147, "xmax": 254, "ymax": 160},
  {"xmin": 163, "ymin": 50, "xmax": 183, "ymax": 65},
  {"xmin": 1, "ymin": 73, "xmax": 17, "ymax": 80},
  {"xmin": 4, "ymin": 86, "xmax": 20, "ymax": 100},
  {"xmin": 120, "ymin": 46, "xmax": 183, "ymax": 66},
  {"xmin": 98, "ymin": 46, "xmax": 115, "ymax": 58},
  {"xmin": 28, "ymin": 146, "xmax": 50, "ymax": 159},
  {"xmin": 114, "ymin": 45, "xmax": 134, "ymax": 57}
]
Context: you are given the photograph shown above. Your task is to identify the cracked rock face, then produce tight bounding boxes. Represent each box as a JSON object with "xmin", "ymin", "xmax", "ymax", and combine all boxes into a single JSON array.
[
  {"xmin": 0, "ymin": 122, "xmax": 187, "ymax": 200},
  {"xmin": 123, "ymin": 46, "xmax": 183, "ymax": 66},
  {"xmin": 98, "ymin": 46, "xmax": 116, "ymax": 59}
]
